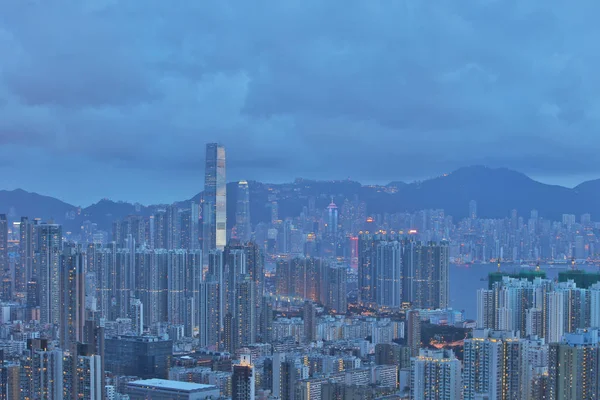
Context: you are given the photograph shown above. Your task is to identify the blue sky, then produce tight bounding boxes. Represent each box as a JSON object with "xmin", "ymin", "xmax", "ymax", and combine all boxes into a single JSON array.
[{"xmin": 0, "ymin": 0, "xmax": 599, "ymax": 205}]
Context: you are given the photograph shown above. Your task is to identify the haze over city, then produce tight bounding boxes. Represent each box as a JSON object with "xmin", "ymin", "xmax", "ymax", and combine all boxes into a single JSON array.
[{"xmin": 2, "ymin": 1, "xmax": 600, "ymax": 400}]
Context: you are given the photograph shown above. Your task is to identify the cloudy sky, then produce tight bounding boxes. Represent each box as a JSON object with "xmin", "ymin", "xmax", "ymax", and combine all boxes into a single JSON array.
[{"xmin": 0, "ymin": 0, "xmax": 598, "ymax": 205}]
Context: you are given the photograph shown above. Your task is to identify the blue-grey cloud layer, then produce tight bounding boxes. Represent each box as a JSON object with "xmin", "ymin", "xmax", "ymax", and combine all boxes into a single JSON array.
[{"xmin": 0, "ymin": 0, "xmax": 598, "ymax": 204}]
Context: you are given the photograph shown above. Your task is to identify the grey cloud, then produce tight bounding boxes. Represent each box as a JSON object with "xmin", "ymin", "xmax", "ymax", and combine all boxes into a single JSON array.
[{"xmin": 0, "ymin": 0, "xmax": 599, "ymax": 203}]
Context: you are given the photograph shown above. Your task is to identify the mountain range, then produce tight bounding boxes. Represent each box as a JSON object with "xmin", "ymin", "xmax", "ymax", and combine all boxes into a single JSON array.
[{"xmin": 1, "ymin": 166, "xmax": 599, "ymax": 232}]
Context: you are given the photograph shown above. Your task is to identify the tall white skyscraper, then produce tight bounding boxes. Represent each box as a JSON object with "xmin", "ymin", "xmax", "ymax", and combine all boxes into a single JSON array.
[{"xmin": 203, "ymin": 143, "xmax": 227, "ymax": 255}]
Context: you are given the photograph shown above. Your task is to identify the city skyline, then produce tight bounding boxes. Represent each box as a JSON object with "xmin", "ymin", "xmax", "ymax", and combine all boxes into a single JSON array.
[
  {"xmin": 1, "ymin": 164, "xmax": 600, "ymax": 208},
  {"xmin": 3, "ymin": 0, "xmax": 600, "ymax": 398},
  {"xmin": 2, "ymin": 142, "xmax": 600, "ymax": 399}
]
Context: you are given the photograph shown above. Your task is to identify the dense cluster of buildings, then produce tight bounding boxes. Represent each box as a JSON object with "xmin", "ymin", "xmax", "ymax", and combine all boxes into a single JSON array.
[{"xmin": 0, "ymin": 142, "xmax": 598, "ymax": 399}]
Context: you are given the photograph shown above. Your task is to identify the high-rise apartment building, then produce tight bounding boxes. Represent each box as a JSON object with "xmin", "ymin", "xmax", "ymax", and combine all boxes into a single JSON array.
[
  {"xmin": 234, "ymin": 275, "xmax": 256, "ymax": 351},
  {"xmin": 303, "ymin": 301, "xmax": 317, "ymax": 344},
  {"xmin": 0, "ymin": 215, "xmax": 7, "ymax": 273},
  {"xmin": 375, "ymin": 240, "xmax": 402, "ymax": 308},
  {"xmin": 199, "ymin": 277, "xmax": 221, "ymax": 350},
  {"xmin": 411, "ymin": 349, "xmax": 462, "ymax": 400},
  {"xmin": 548, "ymin": 329, "xmax": 600, "ymax": 400},
  {"xmin": 60, "ymin": 246, "xmax": 85, "ymax": 350},
  {"xmin": 63, "ymin": 343, "xmax": 103, "ymax": 400},
  {"xmin": 407, "ymin": 310, "xmax": 422, "ymax": 357},
  {"xmin": 463, "ymin": 329, "xmax": 531, "ymax": 400},
  {"xmin": 28, "ymin": 346, "xmax": 64, "ymax": 400},
  {"xmin": 403, "ymin": 240, "xmax": 450, "ymax": 309},
  {"xmin": 476, "ymin": 289, "xmax": 495, "ymax": 329},
  {"xmin": 38, "ymin": 223, "xmax": 63, "ymax": 326},
  {"xmin": 232, "ymin": 354, "xmax": 255, "ymax": 400},
  {"xmin": 19, "ymin": 217, "xmax": 35, "ymax": 292},
  {"xmin": 323, "ymin": 263, "xmax": 347, "ymax": 314},
  {"xmin": 358, "ymin": 233, "xmax": 381, "ymax": 306}
]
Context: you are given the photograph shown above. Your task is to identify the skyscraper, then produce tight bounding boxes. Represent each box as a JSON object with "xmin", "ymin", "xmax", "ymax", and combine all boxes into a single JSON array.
[
  {"xmin": 403, "ymin": 241, "xmax": 450, "ymax": 309},
  {"xmin": 199, "ymin": 277, "xmax": 221, "ymax": 350},
  {"xmin": 326, "ymin": 200, "xmax": 338, "ymax": 236},
  {"xmin": 358, "ymin": 233, "xmax": 378, "ymax": 306},
  {"xmin": 38, "ymin": 223, "xmax": 63, "ymax": 326},
  {"xmin": 234, "ymin": 275, "xmax": 256, "ymax": 351},
  {"xmin": 407, "ymin": 310, "xmax": 422, "ymax": 357},
  {"xmin": 323, "ymin": 263, "xmax": 347, "ymax": 314},
  {"xmin": 19, "ymin": 217, "xmax": 35, "ymax": 292},
  {"xmin": 236, "ymin": 180, "xmax": 251, "ymax": 243},
  {"xmin": 469, "ymin": 200, "xmax": 477, "ymax": 220},
  {"xmin": 0, "ymin": 215, "xmax": 7, "ymax": 273},
  {"xmin": 199, "ymin": 249, "xmax": 225, "ymax": 350},
  {"xmin": 203, "ymin": 143, "xmax": 227, "ymax": 255},
  {"xmin": 375, "ymin": 240, "xmax": 402, "ymax": 308},
  {"xmin": 303, "ymin": 301, "xmax": 317, "ymax": 344},
  {"xmin": 60, "ymin": 246, "xmax": 85, "ymax": 350}
]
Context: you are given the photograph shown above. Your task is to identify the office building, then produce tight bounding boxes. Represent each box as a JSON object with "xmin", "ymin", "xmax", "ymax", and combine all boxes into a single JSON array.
[
  {"xmin": 236, "ymin": 180, "xmax": 252, "ymax": 243},
  {"xmin": 104, "ymin": 335, "xmax": 172, "ymax": 379},
  {"xmin": 203, "ymin": 143, "xmax": 227, "ymax": 254}
]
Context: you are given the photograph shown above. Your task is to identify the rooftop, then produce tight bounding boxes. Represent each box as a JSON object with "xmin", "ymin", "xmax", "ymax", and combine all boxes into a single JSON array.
[{"xmin": 128, "ymin": 379, "xmax": 217, "ymax": 392}]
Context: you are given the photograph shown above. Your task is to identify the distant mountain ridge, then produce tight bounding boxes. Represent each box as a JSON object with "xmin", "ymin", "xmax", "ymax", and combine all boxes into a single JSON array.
[{"xmin": 1, "ymin": 166, "xmax": 599, "ymax": 232}]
